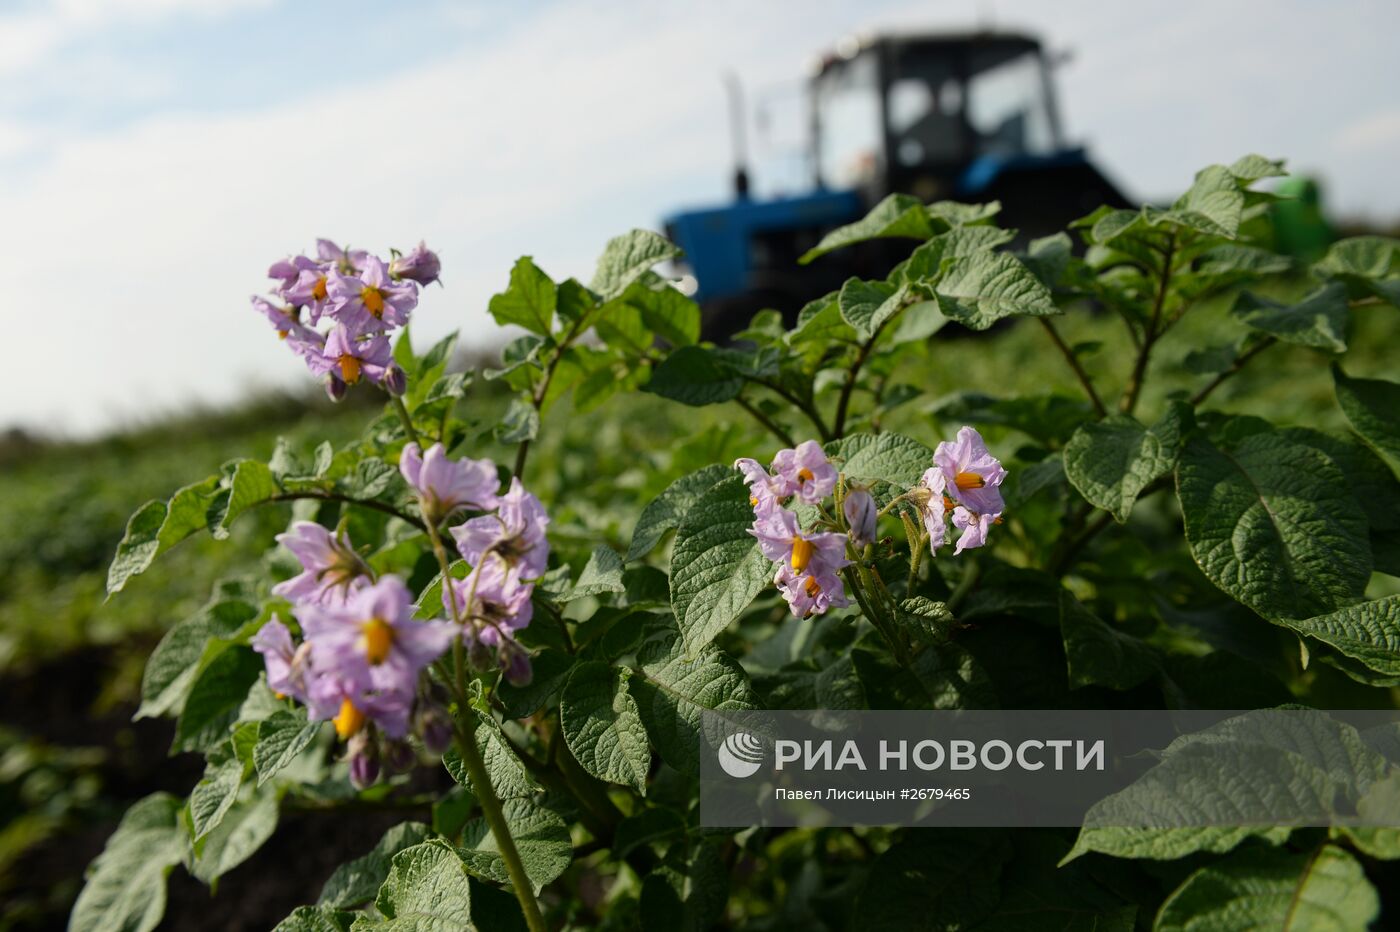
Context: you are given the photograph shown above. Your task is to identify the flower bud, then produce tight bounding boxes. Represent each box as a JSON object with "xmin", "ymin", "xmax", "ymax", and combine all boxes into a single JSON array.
[
  {"xmin": 347, "ymin": 732, "xmax": 380, "ymax": 789},
  {"xmin": 390, "ymin": 241, "xmax": 442, "ymax": 286},
  {"xmin": 502, "ymin": 647, "xmax": 533, "ymax": 687},
  {"xmin": 383, "ymin": 364, "xmax": 407, "ymax": 396},
  {"xmin": 414, "ymin": 703, "xmax": 453, "ymax": 755},
  {"xmin": 381, "ymin": 738, "xmax": 417, "ymax": 774},
  {"xmin": 325, "ymin": 374, "xmax": 348, "ymax": 402},
  {"xmin": 466, "ymin": 629, "xmax": 495, "ymax": 671},
  {"xmin": 843, "ymin": 486, "xmax": 878, "ymax": 549}
]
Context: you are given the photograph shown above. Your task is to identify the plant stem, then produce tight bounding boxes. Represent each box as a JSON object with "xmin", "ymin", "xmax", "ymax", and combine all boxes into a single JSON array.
[
  {"xmin": 1037, "ymin": 318, "xmax": 1107, "ymax": 418},
  {"xmin": 1189, "ymin": 337, "xmax": 1276, "ymax": 406},
  {"xmin": 389, "ymin": 393, "xmax": 423, "ymax": 448},
  {"xmin": 834, "ymin": 336, "xmax": 877, "ymax": 440},
  {"xmin": 751, "ymin": 376, "xmax": 831, "ymax": 442},
  {"xmin": 1120, "ymin": 231, "xmax": 1176, "ymax": 415},
  {"xmin": 452, "ymin": 718, "xmax": 548, "ymax": 932},
  {"xmin": 515, "ymin": 320, "xmax": 585, "ymax": 480},
  {"xmin": 734, "ymin": 395, "xmax": 797, "ymax": 447},
  {"xmin": 266, "ymin": 492, "xmax": 425, "ymax": 532}
]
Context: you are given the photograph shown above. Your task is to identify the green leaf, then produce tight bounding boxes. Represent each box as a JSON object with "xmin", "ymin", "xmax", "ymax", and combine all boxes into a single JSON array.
[
  {"xmin": 69, "ymin": 793, "xmax": 185, "ymax": 932},
  {"xmin": 591, "ymin": 229, "xmax": 682, "ymax": 300},
  {"xmin": 1062, "ymin": 404, "xmax": 1188, "ymax": 522},
  {"xmin": 1334, "ymin": 365, "xmax": 1400, "ymax": 466},
  {"xmin": 799, "ymin": 194, "xmax": 936, "ymax": 263},
  {"xmin": 1232, "ymin": 283, "xmax": 1349, "ymax": 353},
  {"xmin": 824, "ymin": 431, "xmax": 935, "ymax": 487},
  {"xmin": 563, "ymin": 547, "xmax": 626, "ymax": 601},
  {"xmin": 137, "ymin": 595, "xmax": 258, "ymax": 719},
  {"xmin": 208, "ymin": 459, "xmax": 280, "ymax": 539},
  {"xmin": 1059, "ymin": 590, "xmax": 1157, "ymax": 690},
  {"xmin": 106, "ymin": 475, "xmax": 220, "ymax": 594},
  {"xmin": 1176, "ymin": 431, "xmax": 1371, "ymax": 621},
  {"xmin": 455, "ymin": 798, "xmax": 570, "ymax": 893},
  {"xmin": 933, "ymin": 250, "xmax": 1060, "ymax": 330},
  {"xmin": 318, "ymin": 822, "xmax": 432, "ymax": 909},
  {"xmin": 488, "ymin": 257, "xmax": 556, "ymax": 336},
  {"xmin": 668, "ymin": 476, "xmax": 773, "ymax": 650},
  {"xmin": 493, "ymin": 399, "xmax": 539, "ymax": 444},
  {"xmin": 630, "ymin": 619, "xmax": 758, "ymax": 776},
  {"xmin": 1279, "ymin": 597, "xmax": 1400, "ymax": 678},
  {"xmin": 254, "ymin": 708, "xmax": 322, "ymax": 786},
  {"xmin": 897, "ymin": 225, "xmax": 1015, "ymax": 285},
  {"xmin": 837, "ymin": 278, "xmax": 905, "ymax": 341},
  {"xmin": 364, "ymin": 839, "xmax": 519, "ymax": 931},
  {"xmin": 1155, "ymin": 845, "xmax": 1378, "ymax": 931},
  {"xmin": 895, "ymin": 597, "xmax": 955, "ymax": 646},
  {"xmin": 1228, "ymin": 153, "xmax": 1288, "ymax": 182},
  {"xmin": 604, "ymin": 277, "xmax": 700, "ymax": 347},
  {"xmin": 1314, "ymin": 235, "xmax": 1400, "ymax": 304},
  {"xmin": 627, "ymin": 464, "xmax": 730, "ymax": 561},
  {"xmin": 1161, "ymin": 164, "xmax": 1245, "ymax": 238},
  {"xmin": 854, "ymin": 830, "xmax": 1010, "ymax": 931},
  {"xmin": 496, "ymin": 648, "xmax": 573, "ymax": 719},
  {"xmin": 788, "ymin": 291, "xmax": 857, "ymax": 345},
  {"xmin": 173, "ymin": 646, "xmax": 264, "ymax": 753},
  {"xmin": 644, "ymin": 346, "xmax": 743, "ymax": 406},
  {"xmin": 443, "ymin": 718, "xmax": 540, "ymax": 801},
  {"xmin": 190, "ymin": 790, "xmax": 280, "ymax": 883},
  {"xmin": 272, "ymin": 906, "xmax": 357, "ymax": 932},
  {"xmin": 189, "ymin": 754, "xmax": 245, "ymax": 841},
  {"xmin": 560, "ymin": 660, "xmax": 651, "ymax": 793}
]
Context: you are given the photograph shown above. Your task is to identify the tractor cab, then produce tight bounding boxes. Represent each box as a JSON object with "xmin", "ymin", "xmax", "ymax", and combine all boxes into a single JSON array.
[{"xmin": 664, "ymin": 31, "xmax": 1126, "ymax": 332}]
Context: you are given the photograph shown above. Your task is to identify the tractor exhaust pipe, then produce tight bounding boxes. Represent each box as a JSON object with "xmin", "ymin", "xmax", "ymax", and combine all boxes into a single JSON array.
[{"xmin": 724, "ymin": 72, "xmax": 751, "ymax": 199}]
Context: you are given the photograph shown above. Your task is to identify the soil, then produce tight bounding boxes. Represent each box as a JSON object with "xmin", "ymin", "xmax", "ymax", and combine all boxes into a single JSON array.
[{"xmin": 0, "ymin": 645, "xmax": 446, "ymax": 931}]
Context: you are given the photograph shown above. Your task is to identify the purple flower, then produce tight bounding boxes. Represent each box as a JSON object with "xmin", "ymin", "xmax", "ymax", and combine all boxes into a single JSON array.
[
  {"xmin": 952, "ymin": 506, "xmax": 1000, "ymax": 554},
  {"xmin": 298, "ymin": 576, "xmax": 456, "ymax": 707},
  {"xmin": 391, "ymin": 241, "xmax": 442, "ymax": 286},
  {"xmin": 284, "ymin": 268, "xmax": 333, "ymax": 324},
  {"xmin": 326, "ymin": 255, "xmax": 418, "ymax": 336},
  {"xmin": 444, "ymin": 555, "xmax": 534, "ymax": 636},
  {"xmin": 843, "ymin": 486, "xmax": 878, "ymax": 549},
  {"xmin": 771, "ymin": 440, "xmax": 837, "ymax": 504},
  {"xmin": 268, "ymin": 254, "xmax": 318, "ymax": 293},
  {"xmin": 748, "ymin": 507, "xmax": 850, "ymax": 576},
  {"xmin": 450, "ymin": 478, "xmax": 550, "ymax": 579},
  {"xmin": 931, "ymin": 427, "xmax": 1006, "ymax": 515},
  {"xmin": 916, "ymin": 468, "xmax": 950, "ymax": 551},
  {"xmin": 501, "ymin": 645, "xmax": 533, "ymax": 687},
  {"xmin": 414, "ymin": 703, "xmax": 453, "ymax": 755},
  {"xmin": 251, "ymin": 296, "xmax": 317, "ymax": 343},
  {"xmin": 272, "ymin": 521, "xmax": 371, "ymax": 607},
  {"xmin": 317, "ymin": 238, "xmax": 369, "ymax": 275},
  {"xmin": 251, "ymin": 616, "xmax": 310, "ymax": 703},
  {"xmin": 400, "ymin": 443, "xmax": 499, "ymax": 521},
  {"xmin": 307, "ymin": 672, "xmax": 415, "ymax": 740},
  {"xmin": 303, "ymin": 326, "xmax": 393, "ymax": 387},
  {"xmin": 774, "ymin": 564, "xmax": 849, "ymax": 617},
  {"xmin": 735, "ymin": 457, "xmax": 782, "ymax": 514}
]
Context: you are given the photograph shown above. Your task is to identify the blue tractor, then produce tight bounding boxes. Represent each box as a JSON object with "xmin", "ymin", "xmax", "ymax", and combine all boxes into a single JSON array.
[{"xmin": 663, "ymin": 30, "xmax": 1128, "ymax": 334}]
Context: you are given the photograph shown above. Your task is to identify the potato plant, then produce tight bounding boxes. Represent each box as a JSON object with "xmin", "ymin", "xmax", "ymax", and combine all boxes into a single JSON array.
[{"xmin": 73, "ymin": 156, "xmax": 1400, "ymax": 931}]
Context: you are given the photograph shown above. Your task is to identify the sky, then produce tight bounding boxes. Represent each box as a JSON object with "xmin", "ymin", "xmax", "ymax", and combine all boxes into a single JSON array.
[{"xmin": 3, "ymin": 0, "xmax": 1398, "ymax": 436}]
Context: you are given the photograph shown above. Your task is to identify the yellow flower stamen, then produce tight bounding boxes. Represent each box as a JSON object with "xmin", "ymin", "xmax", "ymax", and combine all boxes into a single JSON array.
[
  {"xmin": 790, "ymin": 537, "xmax": 814, "ymax": 572},
  {"xmin": 954, "ymin": 471, "xmax": 986, "ymax": 491},
  {"xmin": 804, "ymin": 575, "xmax": 822, "ymax": 597},
  {"xmin": 797, "ymin": 467, "xmax": 815, "ymax": 483},
  {"xmin": 361, "ymin": 286, "xmax": 385, "ymax": 317},
  {"xmin": 312, "ymin": 275, "xmax": 328, "ymax": 301},
  {"xmin": 943, "ymin": 494, "xmax": 956, "ymax": 514},
  {"xmin": 361, "ymin": 617, "xmax": 394, "ymax": 665},
  {"xmin": 750, "ymin": 496, "xmax": 759, "ymax": 507},
  {"xmin": 277, "ymin": 329, "xmax": 289, "ymax": 340},
  {"xmin": 339, "ymin": 354, "xmax": 362, "ymax": 384},
  {"xmin": 334, "ymin": 698, "xmax": 366, "ymax": 739}
]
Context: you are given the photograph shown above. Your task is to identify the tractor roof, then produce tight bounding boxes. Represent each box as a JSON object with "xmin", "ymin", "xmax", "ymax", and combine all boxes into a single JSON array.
[{"xmin": 811, "ymin": 30, "xmax": 1043, "ymax": 75}]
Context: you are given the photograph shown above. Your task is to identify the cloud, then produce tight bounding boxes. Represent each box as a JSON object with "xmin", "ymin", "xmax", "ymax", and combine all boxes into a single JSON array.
[
  {"xmin": 0, "ymin": 0, "xmax": 274, "ymax": 77},
  {"xmin": 1334, "ymin": 109, "xmax": 1400, "ymax": 154}
]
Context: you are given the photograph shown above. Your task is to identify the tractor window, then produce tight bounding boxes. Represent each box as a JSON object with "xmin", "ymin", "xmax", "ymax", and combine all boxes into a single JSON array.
[
  {"xmin": 815, "ymin": 53, "xmax": 881, "ymax": 189},
  {"xmin": 965, "ymin": 50, "xmax": 1055, "ymax": 157},
  {"xmin": 887, "ymin": 53, "xmax": 965, "ymax": 167}
]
